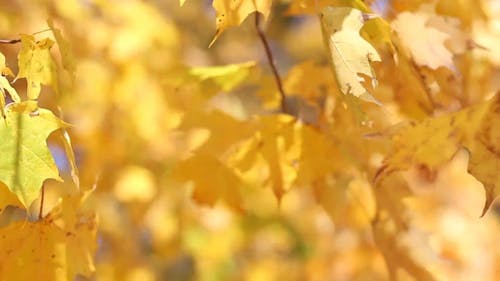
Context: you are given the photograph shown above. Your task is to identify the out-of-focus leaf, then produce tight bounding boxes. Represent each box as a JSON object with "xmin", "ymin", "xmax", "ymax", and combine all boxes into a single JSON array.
[
  {"xmin": 48, "ymin": 20, "xmax": 76, "ymax": 81},
  {"xmin": 188, "ymin": 61, "xmax": 256, "ymax": 97},
  {"xmin": 381, "ymin": 94, "xmax": 500, "ymax": 216},
  {"xmin": 286, "ymin": 0, "xmax": 367, "ymax": 15},
  {"xmin": 392, "ymin": 12, "xmax": 454, "ymax": 70},
  {"xmin": 173, "ymin": 153, "xmax": 245, "ymax": 209}
]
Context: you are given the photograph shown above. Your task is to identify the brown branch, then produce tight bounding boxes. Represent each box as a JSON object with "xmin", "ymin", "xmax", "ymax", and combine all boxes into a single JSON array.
[
  {"xmin": 255, "ymin": 13, "xmax": 288, "ymax": 113},
  {"xmin": 0, "ymin": 39, "xmax": 21, "ymax": 44},
  {"xmin": 409, "ymin": 60, "xmax": 436, "ymax": 112}
]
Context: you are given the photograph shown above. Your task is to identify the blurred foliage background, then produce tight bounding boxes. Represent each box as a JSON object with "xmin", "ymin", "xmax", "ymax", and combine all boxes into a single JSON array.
[{"xmin": 1, "ymin": 0, "xmax": 500, "ymax": 280}]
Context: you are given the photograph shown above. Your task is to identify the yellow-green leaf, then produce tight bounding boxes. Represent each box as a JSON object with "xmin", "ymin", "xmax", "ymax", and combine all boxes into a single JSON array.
[
  {"xmin": 189, "ymin": 61, "xmax": 256, "ymax": 93},
  {"xmin": 320, "ymin": 7, "xmax": 382, "ymax": 103},
  {"xmin": 0, "ymin": 101, "xmax": 65, "ymax": 207}
]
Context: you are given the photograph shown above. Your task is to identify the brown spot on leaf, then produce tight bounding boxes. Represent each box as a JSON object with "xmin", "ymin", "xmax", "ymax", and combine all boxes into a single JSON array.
[{"xmin": 416, "ymin": 164, "xmax": 437, "ymax": 183}]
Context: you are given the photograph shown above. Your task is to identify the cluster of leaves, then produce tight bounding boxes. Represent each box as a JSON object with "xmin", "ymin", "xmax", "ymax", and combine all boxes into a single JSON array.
[
  {"xmin": 0, "ymin": 0, "xmax": 499, "ymax": 280},
  {"xmin": 0, "ymin": 29, "xmax": 95, "ymax": 280}
]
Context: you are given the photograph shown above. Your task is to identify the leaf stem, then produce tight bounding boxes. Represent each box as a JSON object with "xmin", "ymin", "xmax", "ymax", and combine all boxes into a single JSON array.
[
  {"xmin": 255, "ymin": 13, "xmax": 288, "ymax": 113},
  {"xmin": 39, "ymin": 184, "xmax": 45, "ymax": 220},
  {"xmin": 0, "ymin": 39, "xmax": 21, "ymax": 44},
  {"xmin": 410, "ymin": 60, "xmax": 436, "ymax": 112}
]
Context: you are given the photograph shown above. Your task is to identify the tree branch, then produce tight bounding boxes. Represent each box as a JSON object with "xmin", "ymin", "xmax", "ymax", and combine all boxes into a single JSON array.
[
  {"xmin": 255, "ymin": 13, "xmax": 288, "ymax": 113},
  {"xmin": 0, "ymin": 39, "xmax": 21, "ymax": 44}
]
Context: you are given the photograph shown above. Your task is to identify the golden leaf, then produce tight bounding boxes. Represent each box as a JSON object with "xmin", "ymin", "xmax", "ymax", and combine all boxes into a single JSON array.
[
  {"xmin": 16, "ymin": 35, "xmax": 57, "ymax": 100},
  {"xmin": 392, "ymin": 12, "xmax": 454, "ymax": 70},
  {"xmin": 381, "ymin": 94, "xmax": 500, "ymax": 216},
  {"xmin": 320, "ymin": 7, "xmax": 382, "ymax": 103},
  {"xmin": 210, "ymin": 0, "xmax": 273, "ymax": 46}
]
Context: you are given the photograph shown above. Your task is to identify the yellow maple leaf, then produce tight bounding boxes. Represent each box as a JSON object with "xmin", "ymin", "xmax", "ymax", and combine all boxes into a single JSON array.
[
  {"xmin": 210, "ymin": 0, "xmax": 273, "ymax": 46},
  {"xmin": 16, "ymin": 34, "xmax": 57, "ymax": 100},
  {"xmin": 254, "ymin": 115, "xmax": 300, "ymax": 201},
  {"xmin": 287, "ymin": 0, "xmax": 395, "ymax": 57},
  {"xmin": 48, "ymin": 20, "xmax": 76, "ymax": 82},
  {"xmin": 320, "ymin": 7, "xmax": 382, "ymax": 103},
  {"xmin": 0, "ymin": 182, "xmax": 22, "ymax": 211},
  {"xmin": 0, "ymin": 102, "xmax": 66, "ymax": 208},
  {"xmin": 0, "ymin": 195, "xmax": 97, "ymax": 281},
  {"xmin": 173, "ymin": 152, "xmax": 245, "ymax": 209},
  {"xmin": 176, "ymin": 113, "xmax": 301, "ymax": 207},
  {"xmin": 392, "ymin": 12, "xmax": 454, "ymax": 70},
  {"xmin": 283, "ymin": 60, "xmax": 334, "ymax": 103},
  {"xmin": 380, "ymin": 94, "xmax": 500, "ymax": 216},
  {"xmin": 179, "ymin": 110, "xmax": 254, "ymax": 155},
  {"xmin": 436, "ymin": 0, "xmax": 487, "ymax": 27},
  {"xmin": 381, "ymin": 50, "xmax": 433, "ymax": 120}
]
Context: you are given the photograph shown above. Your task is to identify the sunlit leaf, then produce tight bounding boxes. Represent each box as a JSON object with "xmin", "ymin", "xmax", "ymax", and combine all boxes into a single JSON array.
[
  {"xmin": 16, "ymin": 35, "xmax": 57, "ymax": 100},
  {"xmin": 320, "ymin": 7, "xmax": 382, "ymax": 103},
  {"xmin": 210, "ymin": 0, "xmax": 273, "ymax": 46},
  {"xmin": 0, "ymin": 101, "xmax": 65, "ymax": 207},
  {"xmin": 392, "ymin": 12, "xmax": 454, "ymax": 70},
  {"xmin": 0, "ymin": 195, "xmax": 97, "ymax": 281},
  {"xmin": 381, "ymin": 94, "xmax": 500, "ymax": 216}
]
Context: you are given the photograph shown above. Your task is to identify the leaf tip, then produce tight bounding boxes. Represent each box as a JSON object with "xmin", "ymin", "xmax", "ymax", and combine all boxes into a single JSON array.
[{"xmin": 480, "ymin": 193, "xmax": 495, "ymax": 218}]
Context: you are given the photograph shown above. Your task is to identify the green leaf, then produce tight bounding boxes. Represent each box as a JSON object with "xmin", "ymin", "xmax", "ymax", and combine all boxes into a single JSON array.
[{"xmin": 0, "ymin": 101, "xmax": 65, "ymax": 207}]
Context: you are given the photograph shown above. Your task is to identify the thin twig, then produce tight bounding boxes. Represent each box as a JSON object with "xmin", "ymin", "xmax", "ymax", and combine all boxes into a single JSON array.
[
  {"xmin": 410, "ymin": 60, "xmax": 436, "ymax": 112},
  {"xmin": 0, "ymin": 39, "xmax": 21, "ymax": 44},
  {"xmin": 0, "ymin": 28, "xmax": 53, "ymax": 45},
  {"xmin": 255, "ymin": 13, "xmax": 288, "ymax": 113}
]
